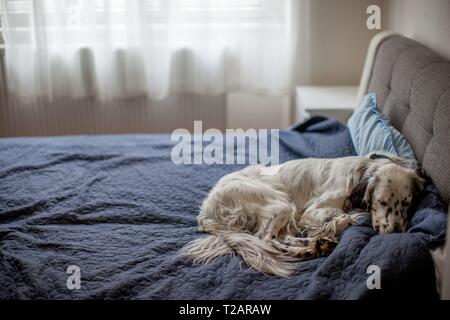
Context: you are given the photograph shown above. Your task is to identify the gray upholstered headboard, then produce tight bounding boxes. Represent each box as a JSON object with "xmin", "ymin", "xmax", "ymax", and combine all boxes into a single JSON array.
[{"xmin": 362, "ymin": 33, "xmax": 450, "ymax": 205}]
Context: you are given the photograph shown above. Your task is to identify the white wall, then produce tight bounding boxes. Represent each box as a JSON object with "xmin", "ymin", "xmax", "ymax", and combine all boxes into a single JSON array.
[
  {"xmin": 305, "ymin": 0, "xmax": 384, "ymax": 85},
  {"xmin": 385, "ymin": 0, "xmax": 450, "ymax": 60},
  {"xmin": 227, "ymin": 93, "xmax": 290, "ymax": 130}
]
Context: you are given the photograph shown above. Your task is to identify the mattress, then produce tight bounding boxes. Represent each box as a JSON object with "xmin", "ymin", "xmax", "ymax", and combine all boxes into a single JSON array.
[{"xmin": 0, "ymin": 119, "xmax": 446, "ymax": 299}]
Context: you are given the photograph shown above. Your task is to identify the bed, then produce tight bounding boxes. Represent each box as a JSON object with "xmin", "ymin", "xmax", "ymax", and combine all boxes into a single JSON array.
[{"xmin": 0, "ymin": 33, "xmax": 448, "ymax": 299}]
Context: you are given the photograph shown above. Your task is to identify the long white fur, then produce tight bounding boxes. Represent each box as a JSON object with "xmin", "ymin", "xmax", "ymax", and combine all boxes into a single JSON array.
[{"xmin": 181, "ymin": 153, "xmax": 423, "ymax": 277}]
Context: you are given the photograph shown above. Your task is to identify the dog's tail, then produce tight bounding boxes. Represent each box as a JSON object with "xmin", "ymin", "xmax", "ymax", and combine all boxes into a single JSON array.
[{"xmin": 181, "ymin": 232, "xmax": 297, "ymax": 277}]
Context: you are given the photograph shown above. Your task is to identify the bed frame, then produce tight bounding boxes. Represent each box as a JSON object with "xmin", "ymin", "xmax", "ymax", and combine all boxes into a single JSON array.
[{"xmin": 357, "ymin": 31, "xmax": 450, "ymax": 299}]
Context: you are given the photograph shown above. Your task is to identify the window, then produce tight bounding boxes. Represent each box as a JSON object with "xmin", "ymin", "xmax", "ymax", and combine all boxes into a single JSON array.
[
  {"xmin": 1, "ymin": 0, "xmax": 289, "ymax": 48},
  {"xmin": 1, "ymin": 0, "xmax": 294, "ymax": 101},
  {"xmin": 176, "ymin": 0, "xmax": 286, "ymax": 23}
]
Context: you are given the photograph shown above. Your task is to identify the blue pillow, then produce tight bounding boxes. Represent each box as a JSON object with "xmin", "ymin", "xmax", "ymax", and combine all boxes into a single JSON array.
[{"xmin": 347, "ymin": 93, "xmax": 417, "ymax": 162}]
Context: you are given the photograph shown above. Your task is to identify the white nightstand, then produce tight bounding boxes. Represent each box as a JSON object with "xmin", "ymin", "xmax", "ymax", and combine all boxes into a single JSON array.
[{"xmin": 295, "ymin": 86, "xmax": 359, "ymax": 124}]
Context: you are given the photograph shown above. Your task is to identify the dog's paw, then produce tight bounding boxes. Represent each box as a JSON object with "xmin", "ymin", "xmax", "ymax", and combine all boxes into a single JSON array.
[
  {"xmin": 334, "ymin": 215, "xmax": 354, "ymax": 233},
  {"xmin": 313, "ymin": 237, "xmax": 338, "ymax": 257},
  {"xmin": 286, "ymin": 237, "xmax": 337, "ymax": 259}
]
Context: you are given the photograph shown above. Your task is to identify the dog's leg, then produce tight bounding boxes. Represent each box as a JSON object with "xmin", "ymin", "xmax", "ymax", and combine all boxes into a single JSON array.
[
  {"xmin": 301, "ymin": 207, "xmax": 353, "ymax": 239},
  {"xmin": 260, "ymin": 201, "xmax": 296, "ymax": 241},
  {"xmin": 271, "ymin": 237, "xmax": 337, "ymax": 259},
  {"xmin": 280, "ymin": 235, "xmax": 311, "ymax": 247},
  {"xmin": 301, "ymin": 193, "xmax": 354, "ymax": 239}
]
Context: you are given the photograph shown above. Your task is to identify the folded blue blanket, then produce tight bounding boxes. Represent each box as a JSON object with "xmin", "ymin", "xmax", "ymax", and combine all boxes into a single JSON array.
[{"xmin": 0, "ymin": 119, "xmax": 446, "ymax": 299}]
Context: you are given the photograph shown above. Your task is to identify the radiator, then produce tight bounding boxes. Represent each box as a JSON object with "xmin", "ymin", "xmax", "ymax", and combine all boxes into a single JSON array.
[
  {"xmin": 0, "ymin": 89, "xmax": 226, "ymax": 137},
  {"xmin": 0, "ymin": 50, "xmax": 5, "ymax": 105},
  {"xmin": 0, "ymin": 45, "xmax": 228, "ymax": 137}
]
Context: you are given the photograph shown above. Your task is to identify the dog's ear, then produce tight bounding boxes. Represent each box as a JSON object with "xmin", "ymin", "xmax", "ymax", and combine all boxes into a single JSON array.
[
  {"xmin": 412, "ymin": 173, "xmax": 426, "ymax": 196},
  {"xmin": 343, "ymin": 176, "xmax": 378, "ymax": 212},
  {"xmin": 343, "ymin": 160, "xmax": 379, "ymax": 212},
  {"xmin": 343, "ymin": 177, "xmax": 368, "ymax": 212},
  {"xmin": 362, "ymin": 176, "xmax": 378, "ymax": 207}
]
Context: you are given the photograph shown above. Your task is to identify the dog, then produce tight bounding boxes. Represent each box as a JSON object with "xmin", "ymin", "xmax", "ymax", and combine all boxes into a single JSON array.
[{"xmin": 181, "ymin": 153, "xmax": 426, "ymax": 277}]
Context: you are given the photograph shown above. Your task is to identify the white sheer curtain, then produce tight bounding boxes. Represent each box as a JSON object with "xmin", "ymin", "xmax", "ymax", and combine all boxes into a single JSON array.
[{"xmin": 2, "ymin": 0, "xmax": 298, "ymax": 102}]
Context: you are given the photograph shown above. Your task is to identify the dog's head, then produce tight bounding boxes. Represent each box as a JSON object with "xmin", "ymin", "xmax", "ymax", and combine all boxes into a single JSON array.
[{"xmin": 343, "ymin": 153, "xmax": 426, "ymax": 234}]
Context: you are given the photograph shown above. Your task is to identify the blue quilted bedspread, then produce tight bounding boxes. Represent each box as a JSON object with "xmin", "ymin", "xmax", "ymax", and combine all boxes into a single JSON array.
[{"xmin": 0, "ymin": 119, "xmax": 447, "ymax": 299}]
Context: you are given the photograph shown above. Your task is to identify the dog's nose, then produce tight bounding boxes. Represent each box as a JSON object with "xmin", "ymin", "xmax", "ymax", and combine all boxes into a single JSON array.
[
  {"xmin": 393, "ymin": 222, "xmax": 404, "ymax": 233},
  {"xmin": 380, "ymin": 223, "xmax": 395, "ymax": 234}
]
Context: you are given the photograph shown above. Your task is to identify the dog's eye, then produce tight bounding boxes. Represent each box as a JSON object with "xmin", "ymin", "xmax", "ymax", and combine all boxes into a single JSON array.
[
  {"xmin": 401, "ymin": 200, "xmax": 410, "ymax": 207},
  {"xmin": 378, "ymin": 200, "xmax": 387, "ymax": 206}
]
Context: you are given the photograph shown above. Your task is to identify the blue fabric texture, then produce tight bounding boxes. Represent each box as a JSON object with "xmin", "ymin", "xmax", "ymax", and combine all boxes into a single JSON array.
[
  {"xmin": 348, "ymin": 93, "xmax": 416, "ymax": 161},
  {"xmin": 0, "ymin": 119, "xmax": 446, "ymax": 299},
  {"xmin": 389, "ymin": 124, "xmax": 417, "ymax": 161}
]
